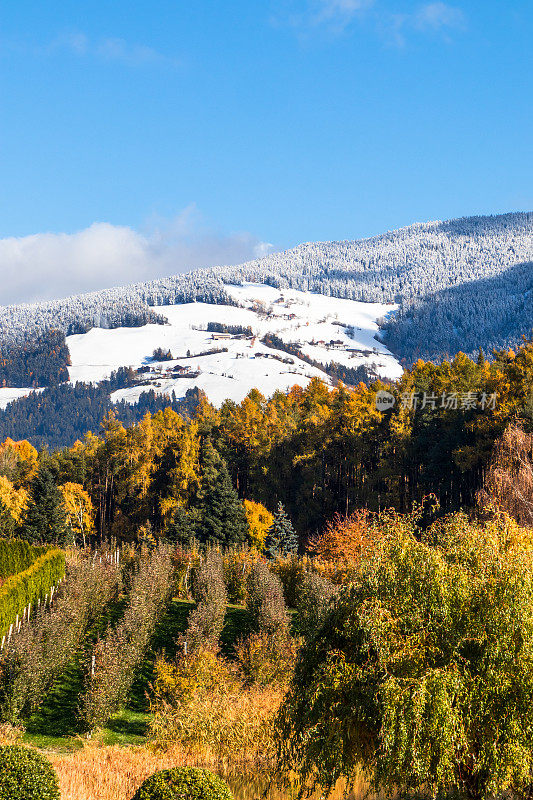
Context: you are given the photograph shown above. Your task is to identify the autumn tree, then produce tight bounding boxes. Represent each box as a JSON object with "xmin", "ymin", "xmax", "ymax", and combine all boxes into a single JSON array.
[
  {"xmin": 478, "ymin": 422, "xmax": 533, "ymax": 525},
  {"xmin": 308, "ymin": 509, "xmax": 372, "ymax": 564},
  {"xmin": 0, "ymin": 439, "xmax": 39, "ymax": 489},
  {"xmin": 59, "ymin": 482, "xmax": 96, "ymax": 546},
  {"xmin": 0, "ymin": 476, "xmax": 28, "ymax": 524},
  {"xmin": 151, "ymin": 415, "xmax": 201, "ymax": 534},
  {"xmin": 243, "ymin": 499, "xmax": 273, "ymax": 550}
]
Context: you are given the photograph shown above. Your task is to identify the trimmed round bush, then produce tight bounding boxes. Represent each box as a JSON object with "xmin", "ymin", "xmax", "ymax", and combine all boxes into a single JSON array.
[
  {"xmin": 131, "ymin": 767, "xmax": 234, "ymax": 800},
  {"xmin": 0, "ymin": 745, "xmax": 60, "ymax": 800}
]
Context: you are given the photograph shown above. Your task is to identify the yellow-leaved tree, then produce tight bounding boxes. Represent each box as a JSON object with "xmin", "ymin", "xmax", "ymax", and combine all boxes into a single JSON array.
[
  {"xmin": 244, "ymin": 499, "xmax": 274, "ymax": 550},
  {"xmin": 0, "ymin": 438, "xmax": 39, "ymax": 489},
  {"xmin": 59, "ymin": 482, "xmax": 95, "ymax": 546},
  {"xmin": 0, "ymin": 475, "xmax": 28, "ymax": 524}
]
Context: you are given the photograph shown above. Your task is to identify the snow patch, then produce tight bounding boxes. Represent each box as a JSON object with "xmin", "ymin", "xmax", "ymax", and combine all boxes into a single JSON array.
[{"xmin": 0, "ymin": 387, "xmax": 44, "ymax": 410}]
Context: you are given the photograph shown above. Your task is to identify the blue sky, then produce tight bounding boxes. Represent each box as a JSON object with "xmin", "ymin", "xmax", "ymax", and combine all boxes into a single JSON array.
[{"xmin": 0, "ymin": 1, "xmax": 531, "ymax": 303}]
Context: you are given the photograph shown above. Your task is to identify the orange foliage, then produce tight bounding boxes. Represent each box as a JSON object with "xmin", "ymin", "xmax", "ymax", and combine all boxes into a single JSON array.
[
  {"xmin": 308, "ymin": 509, "xmax": 376, "ymax": 564},
  {"xmin": 244, "ymin": 499, "xmax": 274, "ymax": 550}
]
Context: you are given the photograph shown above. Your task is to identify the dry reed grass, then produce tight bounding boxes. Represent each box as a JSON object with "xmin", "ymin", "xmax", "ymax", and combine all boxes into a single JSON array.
[
  {"xmin": 48, "ymin": 743, "xmax": 376, "ymax": 800},
  {"xmin": 49, "ymin": 744, "xmax": 188, "ymax": 800}
]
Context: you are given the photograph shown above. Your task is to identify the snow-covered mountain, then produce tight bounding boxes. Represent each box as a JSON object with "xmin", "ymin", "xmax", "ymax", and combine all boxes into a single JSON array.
[
  {"xmin": 1, "ymin": 212, "xmax": 531, "ymax": 360},
  {"xmin": 66, "ymin": 284, "xmax": 402, "ymax": 407},
  {"xmin": 0, "ymin": 211, "xmax": 532, "ymax": 412}
]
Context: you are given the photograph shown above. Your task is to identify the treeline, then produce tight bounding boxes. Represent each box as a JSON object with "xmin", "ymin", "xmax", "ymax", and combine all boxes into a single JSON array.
[
  {"xmin": 0, "ymin": 330, "xmax": 70, "ymax": 388},
  {"xmin": 206, "ymin": 322, "xmax": 253, "ymax": 336},
  {"xmin": 3, "ymin": 337, "xmax": 533, "ymax": 547},
  {"xmin": 0, "ymin": 383, "xmax": 201, "ymax": 451}
]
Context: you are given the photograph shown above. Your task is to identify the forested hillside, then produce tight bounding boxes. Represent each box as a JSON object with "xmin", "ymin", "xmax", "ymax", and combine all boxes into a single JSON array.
[
  {"xmin": 2, "ymin": 337, "xmax": 533, "ymax": 544},
  {"xmin": 0, "ymin": 330, "xmax": 70, "ymax": 387},
  {"xmin": 0, "ymin": 384, "xmax": 201, "ymax": 451},
  {"xmin": 0, "ymin": 212, "xmax": 531, "ymax": 365}
]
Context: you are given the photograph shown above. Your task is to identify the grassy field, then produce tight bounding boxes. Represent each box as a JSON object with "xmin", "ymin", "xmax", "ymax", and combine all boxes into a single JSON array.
[{"xmin": 46, "ymin": 742, "xmax": 374, "ymax": 800}]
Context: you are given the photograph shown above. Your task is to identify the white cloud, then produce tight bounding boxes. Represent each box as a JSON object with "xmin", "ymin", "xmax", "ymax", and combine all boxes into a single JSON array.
[
  {"xmin": 414, "ymin": 2, "xmax": 465, "ymax": 31},
  {"xmin": 381, "ymin": 2, "xmax": 466, "ymax": 46},
  {"xmin": 316, "ymin": 0, "xmax": 375, "ymax": 23},
  {"xmin": 281, "ymin": 0, "xmax": 465, "ymax": 40},
  {"xmin": 47, "ymin": 32, "xmax": 180, "ymax": 68},
  {"xmin": 0, "ymin": 207, "xmax": 274, "ymax": 306},
  {"xmin": 277, "ymin": 0, "xmax": 374, "ymax": 35}
]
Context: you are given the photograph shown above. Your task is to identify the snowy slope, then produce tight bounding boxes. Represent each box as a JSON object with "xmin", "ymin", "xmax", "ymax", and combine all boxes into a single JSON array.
[
  {"xmin": 67, "ymin": 284, "xmax": 402, "ymax": 407},
  {"xmin": 0, "ymin": 387, "xmax": 44, "ymax": 410},
  {"xmin": 1, "ymin": 213, "xmax": 531, "ymax": 367}
]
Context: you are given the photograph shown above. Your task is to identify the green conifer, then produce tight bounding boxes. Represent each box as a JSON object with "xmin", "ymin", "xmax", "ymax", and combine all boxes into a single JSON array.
[
  {"xmin": 166, "ymin": 507, "xmax": 199, "ymax": 547},
  {"xmin": 193, "ymin": 439, "xmax": 248, "ymax": 546},
  {"xmin": 23, "ymin": 466, "xmax": 67, "ymax": 545},
  {"xmin": 0, "ymin": 500, "xmax": 16, "ymax": 539},
  {"xmin": 264, "ymin": 501, "xmax": 298, "ymax": 559}
]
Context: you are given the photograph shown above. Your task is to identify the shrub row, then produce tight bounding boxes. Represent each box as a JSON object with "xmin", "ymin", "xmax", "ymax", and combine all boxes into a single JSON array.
[
  {"xmin": 0, "ymin": 555, "xmax": 120, "ymax": 723},
  {"xmin": 0, "ymin": 540, "xmax": 49, "ymax": 581},
  {"xmin": 246, "ymin": 560, "xmax": 288, "ymax": 637},
  {"xmin": 293, "ymin": 570, "xmax": 338, "ymax": 641},
  {"xmin": 0, "ymin": 548, "xmax": 65, "ymax": 638},
  {"xmin": 184, "ymin": 549, "xmax": 227, "ymax": 653},
  {"xmin": 235, "ymin": 561, "xmax": 296, "ymax": 686},
  {"xmin": 81, "ymin": 544, "xmax": 173, "ymax": 731}
]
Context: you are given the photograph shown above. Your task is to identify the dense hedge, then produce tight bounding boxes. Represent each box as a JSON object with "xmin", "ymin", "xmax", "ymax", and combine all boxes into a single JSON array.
[
  {"xmin": 0, "ymin": 548, "xmax": 65, "ymax": 637},
  {"xmin": 0, "ymin": 745, "xmax": 60, "ymax": 800},
  {"xmin": 131, "ymin": 767, "xmax": 234, "ymax": 800},
  {"xmin": 0, "ymin": 540, "xmax": 48, "ymax": 580}
]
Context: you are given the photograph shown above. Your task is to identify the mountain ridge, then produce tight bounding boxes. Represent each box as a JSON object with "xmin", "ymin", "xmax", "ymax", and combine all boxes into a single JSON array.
[{"xmin": 0, "ymin": 211, "xmax": 531, "ymax": 365}]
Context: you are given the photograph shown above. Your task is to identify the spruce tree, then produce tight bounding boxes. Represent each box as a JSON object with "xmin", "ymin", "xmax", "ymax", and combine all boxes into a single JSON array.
[
  {"xmin": 0, "ymin": 500, "xmax": 16, "ymax": 538},
  {"xmin": 192, "ymin": 439, "xmax": 248, "ymax": 546},
  {"xmin": 166, "ymin": 507, "xmax": 199, "ymax": 547},
  {"xmin": 264, "ymin": 502, "xmax": 298, "ymax": 559},
  {"xmin": 23, "ymin": 466, "xmax": 68, "ymax": 545}
]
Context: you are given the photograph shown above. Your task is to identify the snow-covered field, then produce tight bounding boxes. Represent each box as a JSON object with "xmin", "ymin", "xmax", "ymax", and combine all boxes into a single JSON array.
[
  {"xmin": 65, "ymin": 284, "xmax": 402, "ymax": 407},
  {"xmin": 0, "ymin": 387, "xmax": 44, "ymax": 410}
]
